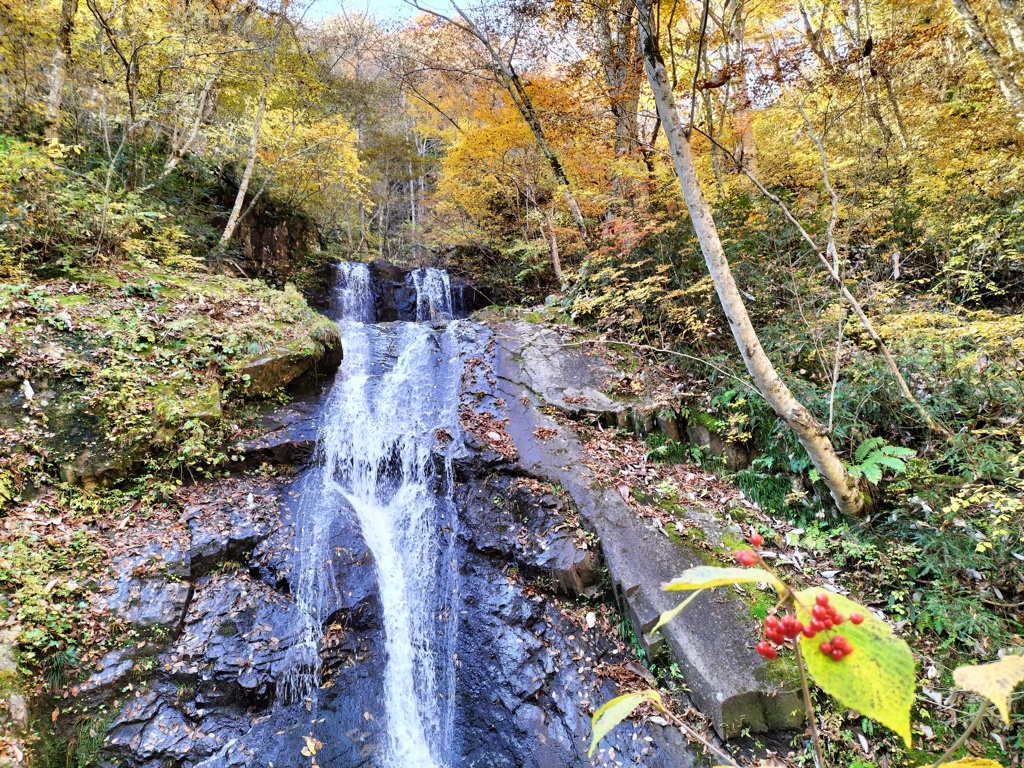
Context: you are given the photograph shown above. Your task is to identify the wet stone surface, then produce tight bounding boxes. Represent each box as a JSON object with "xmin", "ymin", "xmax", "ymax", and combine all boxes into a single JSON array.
[
  {"xmin": 487, "ymin": 320, "xmax": 803, "ymax": 738},
  {"xmin": 75, "ymin": 355, "xmax": 697, "ymax": 768},
  {"xmin": 62, "ymin": 299, "xmax": 789, "ymax": 768}
]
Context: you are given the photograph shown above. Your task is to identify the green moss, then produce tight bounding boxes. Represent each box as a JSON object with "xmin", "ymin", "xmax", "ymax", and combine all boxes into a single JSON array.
[
  {"xmin": 0, "ymin": 669, "xmax": 19, "ymax": 692},
  {"xmin": 747, "ymin": 586, "xmax": 776, "ymax": 622},
  {"xmin": 761, "ymin": 645, "xmax": 800, "ymax": 689},
  {"xmin": 0, "ymin": 531, "xmax": 106, "ymax": 669},
  {"xmin": 1, "ymin": 264, "xmax": 337, "ymax": 498},
  {"xmin": 36, "ymin": 710, "xmax": 115, "ymax": 768}
]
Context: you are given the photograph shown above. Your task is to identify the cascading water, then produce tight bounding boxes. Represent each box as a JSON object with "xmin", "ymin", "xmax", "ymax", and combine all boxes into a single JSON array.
[
  {"xmin": 411, "ymin": 268, "xmax": 455, "ymax": 323},
  {"xmin": 279, "ymin": 263, "xmax": 465, "ymax": 767},
  {"xmin": 331, "ymin": 261, "xmax": 377, "ymax": 322}
]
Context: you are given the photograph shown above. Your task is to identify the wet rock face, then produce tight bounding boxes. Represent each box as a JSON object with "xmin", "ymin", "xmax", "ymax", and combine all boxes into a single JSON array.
[
  {"xmin": 82, "ymin": 388, "xmax": 694, "ymax": 768},
  {"xmin": 67, "ymin": 308, "xmax": 796, "ymax": 767},
  {"xmin": 439, "ymin": 447, "xmax": 695, "ymax": 767},
  {"xmin": 105, "ymin": 540, "xmax": 192, "ymax": 633},
  {"xmin": 458, "ymin": 474, "xmax": 600, "ymax": 597},
  {"xmin": 486, "ymin": 321, "xmax": 803, "ymax": 738},
  {"xmin": 452, "ymin": 553, "xmax": 693, "ymax": 768},
  {"xmin": 79, "ymin": 477, "xmax": 390, "ymax": 768},
  {"xmin": 234, "ymin": 204, "xmax": 322, "ymax": 293},
  {"xmin": 357, "ymin": 259, "xmax": 489, "ymax": 322}
]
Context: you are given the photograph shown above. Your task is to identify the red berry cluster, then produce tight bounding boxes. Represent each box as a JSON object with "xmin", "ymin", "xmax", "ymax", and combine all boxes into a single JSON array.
[
  {"xmin": 737, "ymin": 531, "xmax": 866, "ymax": 663},
  {"xmin": 735, "ymin": 549, "xmax": 758, "ymax": 566}
]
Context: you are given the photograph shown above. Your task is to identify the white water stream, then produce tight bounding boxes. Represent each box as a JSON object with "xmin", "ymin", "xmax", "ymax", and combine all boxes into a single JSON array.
[
  {"xmin": 411, "ymin": 268, "xmax": 455, "ymax": 323},
  {"xmin": 278, "ymin": 263, "xmax": 464, "ymax": 768},
  {"xmin": 331, "ymin": 261, "xmax": 377, "ymax": 323}
]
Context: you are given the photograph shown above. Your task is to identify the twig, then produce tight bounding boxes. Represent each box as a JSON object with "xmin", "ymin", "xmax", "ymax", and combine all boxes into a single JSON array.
[
  {"xmin": 688, "ymin": 0, "xmax": 711, "ymax": 134},
  {"xmin": 94, "ymin": 123, "xmax": 134, "ymax": 259},
  {"xmin": 663, "ymin": 711, "xmax": 740, "ymax": 767},
  {"xmin": 226, "ymin": 259, "xmax": 250, "ymax": 279},
  {"xmin": 557, "ymin": 337, "xmax": 762, "ymax": 398},
  {"xmin": 929, "ymin": 699, "xmax": 989, "ymax": 768},
  {"xmin": 828, "ymin": 302, "xmax": 846, "ymax": 432},
  {"xmin": 796, "ymin": 101, "xmax": 841, "ymax": 275},
  {"xmin": 690, "ymin": 124, "xmax": 953, "ymax": 438},
  {"xmin": 980, "ymin": 597, "xmax": 1024, "ymax": 608},
  {"xmin": 795, "ymin": 640, "xmax": 827, "ymax": 768}
]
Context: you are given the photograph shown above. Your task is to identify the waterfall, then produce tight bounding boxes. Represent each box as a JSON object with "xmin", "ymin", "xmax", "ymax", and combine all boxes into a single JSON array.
[
  {"xmin": 411, "ymin": 268, "xmax": 455, "ymax": 323},
  {"xmin": 331, "ymin": 261, "xmax": 376, "ymax": 322},
  {"xmin": 279, "ymin": 262, "xmax": 463, "ymax": 767}
]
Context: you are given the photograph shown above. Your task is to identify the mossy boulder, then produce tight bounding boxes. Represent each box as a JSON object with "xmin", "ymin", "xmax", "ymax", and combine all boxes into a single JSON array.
[
  {"xmin": 239, "ymin": 344, "xmax": 323, "ymax": 396},
  {"xmin": 59, "ymin": 444, "xmax": 145, "ymax": 490},
  {"xmin": 0, "ymin": 630, "xmax": 18, "ymax": 690},
  {"xmin": 0, "ymin": 627, "xmax": 28, "ymax": 765},
  {"xmin": 0, "ymin": 268, "xmax": 341, "ymax": 498}
]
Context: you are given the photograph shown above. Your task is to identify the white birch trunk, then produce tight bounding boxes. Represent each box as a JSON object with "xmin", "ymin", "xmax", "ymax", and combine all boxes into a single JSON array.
[
  {"xmin": 950, "ymin": 0, "xmax": 1024, "ymax": 118},
  {"xmin": 219, "ymin": 92, "xmax": 268, "ymax": 247},
  {"xmin": 44, "ymin": 0, "xmax": 78, "ymax": 141},
  {"xmin": 997, "ymin": 0, "xmax": 1024, "ymax": 55},
  {"xmin": 219, "ymin": 1, "xmax": 287, "ymax": 247},
  {"xmin": 636, "ymin": 0, "xmax": 865, "ymax": 517}
]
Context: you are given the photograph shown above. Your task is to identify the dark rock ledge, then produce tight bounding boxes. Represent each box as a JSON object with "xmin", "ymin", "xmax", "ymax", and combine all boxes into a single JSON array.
[{"xmin": 63, "ymin": 372, "xmax": 693, "ymax": 767}]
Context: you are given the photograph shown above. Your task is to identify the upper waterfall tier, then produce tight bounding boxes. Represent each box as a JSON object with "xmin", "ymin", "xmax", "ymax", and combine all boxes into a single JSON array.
[{"xmin": 329, "ymin": 260, "xmax": 485, "ymax": 324}]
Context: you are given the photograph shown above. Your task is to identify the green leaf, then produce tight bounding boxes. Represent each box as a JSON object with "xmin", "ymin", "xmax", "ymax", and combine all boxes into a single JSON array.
[
  {"xmin": 651, "ymin": 589, "xmax": 704, "ymax": 633},
  {"xmin": 588, "ymin": 690, "xmax": 663, "ymax": 758},
  {"xmin": 663, "ymin": 565, "xmax": 785, "ymax": 592},
  {"xmin": 861, "ymin": 463, "xmax": 883, "ymax": 485},
  {"xmin": 929, "ymin": 759, "xmax": 1002, "ymax": 768},
  {"xmin": 872, "ymin": 455, "xmax": 907, "ymax": 473},
  {"xmin": 794, "ymin": 588, "xmax": 915, "ymax": 747}
]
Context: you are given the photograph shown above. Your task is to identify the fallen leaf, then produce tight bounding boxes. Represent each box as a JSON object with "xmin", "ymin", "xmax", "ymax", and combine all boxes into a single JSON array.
[{"xmin": 953, "ymin": 654, "xmax": 1024, "ymax": 723}]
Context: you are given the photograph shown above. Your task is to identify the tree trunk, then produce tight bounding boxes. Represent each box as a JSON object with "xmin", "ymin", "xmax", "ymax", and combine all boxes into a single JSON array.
[
  {"xmin": 44, "ymin": 0, "xmax": 78, "ymax": 140},
  {"xmin": 140, "ymin": 76, "xmax": 215, "ymax": 192},
  {"xmin": 415, "ymin": 2, "xmax": 591, "ymax": 244},
  {"xmin": 219, "ymin": 1, "xmax": 287, "ymax": 247},
  {"xmin": 505, "ymin": 67, "xmax": 590, "ymax": 243},
  {"xmin": 636, "ymin": 0, "xmax": 865, "ymax": 517},
  {"xmin": 949, "ymin": 0, "xmax": 1024, "ymax": 118},
  {"xmin": 996, "ymin": 0, "xmax": 1024, "ymax": 55},
  {"xmin": 219, "ymin": 92, "xmax": 268, "ymax": 247},
  {"xmin": 727, "ymin": 2, "xmax": 758, "ymax": 175},
  {"xmin": 881, "ymin": 68, "xmax": 911, "ymax": 150},
  {"xmin": 858, "ymin": 65, "xmax": 897, "ymax": 145},
  {"xmin": 543, "ymin": 203, "xmax": 563, "ymax": 284},
  {"xmin": 594, "ymin": 0, "xmax": 642, "ymax": 206}
]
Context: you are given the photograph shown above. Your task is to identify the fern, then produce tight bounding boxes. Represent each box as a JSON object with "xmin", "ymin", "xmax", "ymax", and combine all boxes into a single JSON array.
[
  {"xmin": 847, "ymin": 439, "xmax": 916, "ymax": 485},
  {"xmin": 855, "ymin": 437, "xmax": 887, "ymax": 464}
]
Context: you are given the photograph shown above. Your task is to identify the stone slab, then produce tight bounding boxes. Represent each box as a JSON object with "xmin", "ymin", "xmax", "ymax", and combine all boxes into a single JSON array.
[{"xmin": 490, "ymin": 320, "xmax": 803, "ymax": 738}]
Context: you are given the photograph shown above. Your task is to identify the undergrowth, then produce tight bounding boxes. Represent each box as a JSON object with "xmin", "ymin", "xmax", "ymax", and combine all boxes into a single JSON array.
[{"xmin": 0, "ymin": 137, "xmax": 339, "ymax": 504}]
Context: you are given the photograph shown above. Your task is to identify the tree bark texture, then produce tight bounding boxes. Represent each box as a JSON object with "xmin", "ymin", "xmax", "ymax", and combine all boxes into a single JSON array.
[
  {"xmin": 44, "ymin": 0, "xmax": 79, "ymax": 140},
  {"xmin": 220, "ymin": 1, "xmax": 287, "ymax": 246},
  {"xmin": 425, "ymin": 2, "xmax": 591, "ymax": 243},
  {"xmin": 950, "ymin": 0, "xmax": 1024, "ymax": 118}
]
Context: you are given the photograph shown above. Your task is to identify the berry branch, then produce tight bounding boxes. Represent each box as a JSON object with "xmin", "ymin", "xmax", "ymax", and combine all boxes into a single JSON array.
[{"xmin": 588, "ymin": 528, "xmax": 1024, "ymax": 767}]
